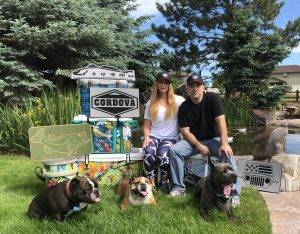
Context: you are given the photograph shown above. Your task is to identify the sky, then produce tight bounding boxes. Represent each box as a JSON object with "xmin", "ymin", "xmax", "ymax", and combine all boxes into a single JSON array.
[{"xmin": 132, "ymin": 0, "xmax": 300, "ymax": 68}]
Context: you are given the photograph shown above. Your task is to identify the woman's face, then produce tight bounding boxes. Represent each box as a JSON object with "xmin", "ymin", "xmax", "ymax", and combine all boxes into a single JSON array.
[{"xmin": 157, "ymin": 80, "xmax": 170, "ymax": 94}]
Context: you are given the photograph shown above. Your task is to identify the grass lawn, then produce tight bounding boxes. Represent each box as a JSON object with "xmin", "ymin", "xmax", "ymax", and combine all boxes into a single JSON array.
[{"xmin": 0, "ymin": 156, "xmax": 271, "ymax": 234}]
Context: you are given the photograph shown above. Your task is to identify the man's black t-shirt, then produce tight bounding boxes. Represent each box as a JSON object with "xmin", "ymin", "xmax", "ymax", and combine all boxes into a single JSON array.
[{"xmin": 178, "ymin": 92, "xmax": 224, "ymax": 141}]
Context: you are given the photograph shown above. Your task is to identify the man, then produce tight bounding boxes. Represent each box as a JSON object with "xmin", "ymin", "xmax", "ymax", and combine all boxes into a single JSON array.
[{"xmin": 169, "ymin": 74, "xmax": 240, "ymax": 205}]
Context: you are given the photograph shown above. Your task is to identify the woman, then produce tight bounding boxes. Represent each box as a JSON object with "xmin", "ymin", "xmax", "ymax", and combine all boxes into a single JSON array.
[{"xmin": 143, "ymin": 72, "xmax": 185, "ymax": 188}]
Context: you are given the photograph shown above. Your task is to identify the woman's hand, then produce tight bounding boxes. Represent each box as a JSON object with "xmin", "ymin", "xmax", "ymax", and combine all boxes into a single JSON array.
[
  {"xmin": 143, "ymin": 119, "xmax": 152, "ymax": 149},
  {"xmin": 142, "ymin": 136, "xmax": 153, "ymax": 149}
]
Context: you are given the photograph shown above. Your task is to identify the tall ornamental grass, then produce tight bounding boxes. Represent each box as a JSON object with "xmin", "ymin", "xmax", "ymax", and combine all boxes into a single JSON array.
[
  {"xmin": 0, "ymin": 89, "xmax": 80, "ymax": 154},
  {"xmin": 223, "ymin": 95, "xmax": 252, "ymax": 127}
]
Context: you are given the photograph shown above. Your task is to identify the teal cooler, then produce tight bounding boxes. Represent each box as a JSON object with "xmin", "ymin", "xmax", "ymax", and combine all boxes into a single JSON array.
[{"xmin": 73, "ymin": 115, "xmax": 136, "ymax": 153}]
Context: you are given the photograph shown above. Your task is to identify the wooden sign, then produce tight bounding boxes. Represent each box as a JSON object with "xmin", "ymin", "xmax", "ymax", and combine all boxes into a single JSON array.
[{"xmin": 29, "ymin": 124, "xmax": 93, "ymax": 160}]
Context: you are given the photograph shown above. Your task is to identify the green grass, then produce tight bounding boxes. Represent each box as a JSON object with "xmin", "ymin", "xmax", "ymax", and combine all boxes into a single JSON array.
[{"xmin": 0, "ymin": 156, "xmax": 271, "ymax": 234}]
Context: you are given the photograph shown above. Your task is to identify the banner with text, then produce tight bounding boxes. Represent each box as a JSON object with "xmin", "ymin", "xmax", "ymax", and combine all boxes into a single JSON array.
[{"xmin": 90, "ymin": 88, "xmax": 139, "ymax": 118}]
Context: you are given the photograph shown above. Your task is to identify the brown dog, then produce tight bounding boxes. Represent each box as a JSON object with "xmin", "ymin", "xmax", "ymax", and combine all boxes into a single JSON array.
[
  {"xmin": 117, "ymin": 176, "xmax": 156, "ymax": 210},
  {"xmin": 28, "ymin": 175, "xmax": 100, "ymax": 221}
]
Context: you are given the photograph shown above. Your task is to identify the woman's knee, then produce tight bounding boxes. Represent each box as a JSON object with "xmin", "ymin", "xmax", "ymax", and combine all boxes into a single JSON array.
[
  {"xmin": 144, "ymin": 146, "xmax": 155, "ymax": 155},
  {"xmin": 157, "ymin": 147, "xmax": 169, "ymax": 158}
]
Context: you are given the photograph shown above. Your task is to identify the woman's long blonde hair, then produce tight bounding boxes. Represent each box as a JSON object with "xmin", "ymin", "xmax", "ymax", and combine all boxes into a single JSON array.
[{"xmin": 149, "ymin": 82, "xmax": 177, "ymax": 122}]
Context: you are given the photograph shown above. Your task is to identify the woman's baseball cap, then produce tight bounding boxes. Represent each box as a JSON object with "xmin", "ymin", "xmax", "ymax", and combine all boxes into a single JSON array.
[{"xmin": 156, "ymin": 72, "xmax": 171, "ymax": 82}]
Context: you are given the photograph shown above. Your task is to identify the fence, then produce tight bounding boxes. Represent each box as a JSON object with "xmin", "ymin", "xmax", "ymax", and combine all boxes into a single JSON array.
[{"xmin": 284, "ymin": 90, "xmax": 299, "ymax": 102}]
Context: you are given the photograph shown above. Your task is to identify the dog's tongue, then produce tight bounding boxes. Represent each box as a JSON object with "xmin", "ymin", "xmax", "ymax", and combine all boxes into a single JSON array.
[
  {"xmin": 223, "ymin": 185, "xmax": 232, "ymax": 196},
  {"xmin": 140, "ymin": 191, "xmax": 148, "ymax": 196}
]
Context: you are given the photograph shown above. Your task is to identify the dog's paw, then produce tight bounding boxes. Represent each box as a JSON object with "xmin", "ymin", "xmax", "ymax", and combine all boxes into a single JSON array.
[
  {"xmin": 203, "ymin": 215, "xmax": 212, "ymax": 222},
  {"xmin": 227, "ymin": 215, "xmax": 237, "ymax": 223},
  {"xmin": 199, "ymin": 208, "xmax": 212, "ymax": 222},
  {"xmin": 226, "ymin": 209, "xmax": 237, "ymax": 223}
]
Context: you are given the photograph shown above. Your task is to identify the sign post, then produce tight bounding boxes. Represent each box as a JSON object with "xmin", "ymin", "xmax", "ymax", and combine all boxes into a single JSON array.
[{"xmin": 71, "ymin": 64, "xmax": 140, "ymax": 155}]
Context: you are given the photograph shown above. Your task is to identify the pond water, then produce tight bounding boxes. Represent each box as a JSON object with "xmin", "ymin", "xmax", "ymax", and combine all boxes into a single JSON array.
[
  {"xmin": 285, "ymin": 134, "xmax": 300, "ymax": 154},
  {"xmin": 132, "ymin": 126, "xmax": 300, "ymax": 155},
  {"xmin": 229, "ymin": 126, "xmax": 300, "ymax": 155}
]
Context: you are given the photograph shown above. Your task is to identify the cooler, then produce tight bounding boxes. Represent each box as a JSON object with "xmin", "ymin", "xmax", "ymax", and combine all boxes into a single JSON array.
[
  {"xmin": 77, "ymin": 147, "xmax": 144, "ymax": 185},
  {"xmin": 73, "ymin": 115, "xmax": 138, "ymax": 154}
]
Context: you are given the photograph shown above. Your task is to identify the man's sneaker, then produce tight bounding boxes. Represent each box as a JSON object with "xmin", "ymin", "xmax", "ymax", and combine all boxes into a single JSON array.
[
  {"xmin": 169, "ymin": 187, "xmax": 186, "ymax": 197},
  {"xmin": 231, "ymin": 195, "xmax": 240, "ymax": 208}
]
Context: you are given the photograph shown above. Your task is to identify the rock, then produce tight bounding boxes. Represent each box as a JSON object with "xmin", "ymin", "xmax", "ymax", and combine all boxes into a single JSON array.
[
  {"xmin": 251, "ymin": 109, "xmax": 276, "ymax": 125},
  {"xmin": 285, "ymin": 103, "xmax": 300, "ymax": 117},
  {"xmin": 272, "ymin": 154, "xmax": 300, "ymax": 192},
  {"xmin": 252, "ymin": 127, "xmax": 288, "ymax": 161},
  {"xmin": 273, "ymin": 119, "xmax": 300, "ymax": 128}
]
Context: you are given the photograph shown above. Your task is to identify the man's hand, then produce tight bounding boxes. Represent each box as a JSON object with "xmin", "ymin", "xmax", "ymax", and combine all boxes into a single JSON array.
[
  {"xmin": 196, "ymin": 143, "xmax": 211, "ymax": 157},
  {"xmin": 142, "ymin": 136, "xmax": 153, "ymax": 149},
  {"xmin": 219, "ymin": 143, "xmax": 233, "ymax": 158}
]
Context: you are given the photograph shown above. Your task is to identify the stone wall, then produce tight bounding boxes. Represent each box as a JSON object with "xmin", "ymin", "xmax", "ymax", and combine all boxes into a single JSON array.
[{"xmin": 272, "ymin": 154, "xmax": 300, "ymax": 192}]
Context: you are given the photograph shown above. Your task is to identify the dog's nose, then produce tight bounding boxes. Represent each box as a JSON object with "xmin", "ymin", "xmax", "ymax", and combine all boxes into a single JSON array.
[
  {"xmin": 94, "ymin": 189, "xmax": 100, "ymax": 197},
  {"xmin": 140, "ymin": 183, "xmax": 147, "ymax": 190}
]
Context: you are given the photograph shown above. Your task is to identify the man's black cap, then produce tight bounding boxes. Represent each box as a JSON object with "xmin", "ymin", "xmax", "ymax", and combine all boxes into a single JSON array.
[
  {"xmin": 186, "ymin": 74, "xmax": 203, "ymax": 85},
  {"xmin": 156, "ymin": 72, "xmax": 171, "ymax": 82}
]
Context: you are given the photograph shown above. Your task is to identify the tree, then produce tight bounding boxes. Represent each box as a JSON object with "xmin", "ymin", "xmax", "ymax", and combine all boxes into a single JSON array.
[
  {"xmin": 0, "ymin": 0, "xmax": 157, "ymax": 104},
  {"xmin": 0, "ymin": 42, "xmax": 52, "ymax": 103},
  {"xmin": 153, "ymin": 0, "xmax": 300, "ymax": 79},
  {"xmin": 217, "ymin": 7, "xmax": 290, "ymax": 108},
  {"xmin": 217, "ymin": 8, "xmax": 288, "ymax": 93}
]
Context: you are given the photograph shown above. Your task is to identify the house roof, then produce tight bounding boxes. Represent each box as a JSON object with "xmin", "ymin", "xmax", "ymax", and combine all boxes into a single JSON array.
[
  {"xmin": 273, "ymin": 65, "xmax": 300, "ymax": 74},
  {"xmin": 269, "ymin": 76, "xmax": 287, "ymax": 83}
]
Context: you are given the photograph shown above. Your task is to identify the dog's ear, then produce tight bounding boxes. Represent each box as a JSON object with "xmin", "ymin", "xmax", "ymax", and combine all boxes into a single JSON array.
[
  {"xmin": 129, "ymin": 177, "xmax": 134, "ymax": 184},
  {"xmin": 89, "ymin": 176, "xmax": 99, "ymax": 188},
  {"xmin": 208, "ymin": 156, "xmax": 218, "ymax": 171},
  {"xmin": 70, "ymin": 177, "xmax": 81, "ymax": 188}
]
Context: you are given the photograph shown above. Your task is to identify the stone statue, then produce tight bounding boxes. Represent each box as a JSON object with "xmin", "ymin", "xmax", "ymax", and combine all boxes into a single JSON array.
[{"xmin": 252, "ymin": 127, "xmax": 288, "ymax": 161}]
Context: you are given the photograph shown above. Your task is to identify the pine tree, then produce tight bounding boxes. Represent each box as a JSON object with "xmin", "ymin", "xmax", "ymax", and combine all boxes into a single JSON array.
[
  {"xmin": 217, "ymin": 7, "xmax": 290, "ymax": 108},
  {"xmin": 154, "ymin": 0, "xmax": 300, "ymax": 87},
  {"xmin": 0, "ymin": 0, "xmax": 157, "ymax": 103},
  {"xmin": 217, "ymin": 7, "xmax": 288, "ymax": 94}
]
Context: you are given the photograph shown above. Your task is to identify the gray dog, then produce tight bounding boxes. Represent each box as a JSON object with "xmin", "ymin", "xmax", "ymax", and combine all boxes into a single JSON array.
[{"xmin": 195, "ymin": 157, "xmax": 237, "ymax": 221}]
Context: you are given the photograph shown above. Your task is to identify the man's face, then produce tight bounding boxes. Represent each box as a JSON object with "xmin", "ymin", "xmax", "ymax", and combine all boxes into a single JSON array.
[{"xmin": 186, "ymin": 82, "xmax": 204, "ymax": 101}]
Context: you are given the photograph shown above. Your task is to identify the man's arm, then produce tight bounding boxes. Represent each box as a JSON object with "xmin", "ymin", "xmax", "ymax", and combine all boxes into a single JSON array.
[
  {"xmin": 215, "ymin": 115, "xmax": 233, "ymax": 157},
  {"xmin": 180, "ymin": 127, "xmax": 211, "ymax": 157}
]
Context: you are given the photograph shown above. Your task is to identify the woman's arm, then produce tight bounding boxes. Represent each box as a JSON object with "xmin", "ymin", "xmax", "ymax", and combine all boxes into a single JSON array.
[{"xmin": 142, "ymin": 119, "xmax": 152, "ymax": 149}]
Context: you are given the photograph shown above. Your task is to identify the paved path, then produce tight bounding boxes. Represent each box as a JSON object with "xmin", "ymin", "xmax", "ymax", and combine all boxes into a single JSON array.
[{"xmin": 261, "ymin": 191, "xmax": 300, "ymax": 234}]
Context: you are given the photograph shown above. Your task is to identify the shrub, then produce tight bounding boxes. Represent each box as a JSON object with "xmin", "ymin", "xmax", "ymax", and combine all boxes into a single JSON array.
[
  {"xmin": 223, "ymin": 95, "xmax": 252, "ymax": 127},
  {"xmin": 0, "ymin": 89, "xmax": 80, "ymax": 154}
]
